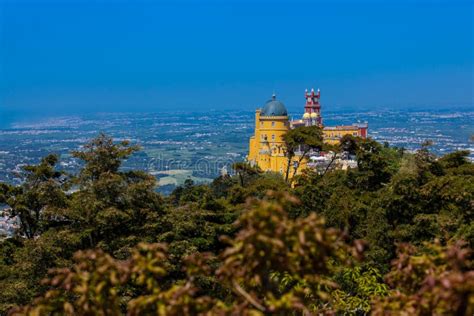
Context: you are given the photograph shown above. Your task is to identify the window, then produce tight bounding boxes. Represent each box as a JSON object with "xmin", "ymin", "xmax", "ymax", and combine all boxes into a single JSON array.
[
  {"xmin": 272, "ymin": 134, "xmax": 275, "ymax": 141},
  {"xmin": 271, "ymin": 121, "xmax": 275, "ymax": 127}
]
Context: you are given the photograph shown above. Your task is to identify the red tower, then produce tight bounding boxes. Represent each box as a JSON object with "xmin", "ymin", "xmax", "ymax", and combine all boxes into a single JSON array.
[{"xmin": 303, "ymin": 88, "xmax": 322, "ymax": 126}]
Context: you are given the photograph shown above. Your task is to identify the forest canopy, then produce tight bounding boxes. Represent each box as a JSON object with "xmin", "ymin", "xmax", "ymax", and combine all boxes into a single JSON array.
[{"xmin": 0, "ymin": 133, "xmax": 472, "ymax": 315}]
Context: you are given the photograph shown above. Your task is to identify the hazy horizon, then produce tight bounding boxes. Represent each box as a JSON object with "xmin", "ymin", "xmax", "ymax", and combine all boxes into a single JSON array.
[
  {"xmin": 1, "ymin": 0, "xmax": 473, "ymax": 118},
  {"xmin": 2, "ymin": 104, "xmax": 473, "ymax": 129}
]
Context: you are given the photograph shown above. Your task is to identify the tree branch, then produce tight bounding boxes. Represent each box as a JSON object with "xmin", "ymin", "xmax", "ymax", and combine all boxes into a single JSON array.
[{"xmin": 232, "ymin": 280, "xmax": 266, "ymax": 312}]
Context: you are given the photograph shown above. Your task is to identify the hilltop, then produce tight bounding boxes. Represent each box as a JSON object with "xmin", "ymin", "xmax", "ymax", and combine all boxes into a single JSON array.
[{"xmin": 0, "ymin": 132, "xmax": 472, "ymax": 315}]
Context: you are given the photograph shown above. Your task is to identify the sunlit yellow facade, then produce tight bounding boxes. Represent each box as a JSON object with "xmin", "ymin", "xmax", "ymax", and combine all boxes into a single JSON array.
[
  {"xmin": 323, "ymin": 126, "xmax": 366, "ymax": 145},
  {"xmin": 248, "ymin": 95, "xmax": 303, "ymax": 176},
  {"xmin": 248, "ymin": 110, "xmax": 291, "ymax": 173}
]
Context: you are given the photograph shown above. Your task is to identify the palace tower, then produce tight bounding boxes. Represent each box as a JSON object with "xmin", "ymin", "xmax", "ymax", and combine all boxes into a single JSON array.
[
  {"xmin": 302, "ymin": 88, "xmax": 322, "ymax": 127},
  {"xmin": 247, "ymin": 94, "xmax": 292, "ymax": 173}
]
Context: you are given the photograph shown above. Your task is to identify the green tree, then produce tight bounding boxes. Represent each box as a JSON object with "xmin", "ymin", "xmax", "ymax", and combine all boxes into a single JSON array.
[
  {"xmin": 231, "ymin": 162, "xmax": 261, "ymax": 187},
  {"xmin": 0, "ymin": 155, "xmax": 67, "ymax": 239},
  {"xmin": 66, "ymin": 133, "xmax": 163, "ymax": 253},
  {"xmin": 352, "ymin": 138, "xmax": 399, "ymax": 190},
  {"xmin": 283, "ymin": 125, "xmax": 324, "ymax": 182},
  {"xmin": 339, "ymin": 134, "xmax": 360, "ymax": 156},
  {"xmin": 332, "ymin": 266, "xmax": 388, "ymax": 314}
]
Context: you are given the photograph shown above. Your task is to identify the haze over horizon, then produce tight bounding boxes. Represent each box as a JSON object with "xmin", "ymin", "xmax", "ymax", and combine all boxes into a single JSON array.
[{"xmin": 1, "ymin": 0, "xmax": 473, "ymax": 121}]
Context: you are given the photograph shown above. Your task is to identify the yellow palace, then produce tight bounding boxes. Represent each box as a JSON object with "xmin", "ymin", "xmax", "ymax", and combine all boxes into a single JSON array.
[{"xmin": 247, "ymin": 89, "xmax": 368, "ymax": 175}]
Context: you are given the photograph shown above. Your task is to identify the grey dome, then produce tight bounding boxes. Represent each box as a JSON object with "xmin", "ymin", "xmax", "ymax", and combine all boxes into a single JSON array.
[{"xmin": 261, "ymin": 94, "xmax": 288, "ymax": 116}]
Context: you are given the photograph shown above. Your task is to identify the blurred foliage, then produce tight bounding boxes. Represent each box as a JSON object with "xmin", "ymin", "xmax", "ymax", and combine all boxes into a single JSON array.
[{"xmin": 372, "ymin": 241, "xmax": 473, "ymax": 315}]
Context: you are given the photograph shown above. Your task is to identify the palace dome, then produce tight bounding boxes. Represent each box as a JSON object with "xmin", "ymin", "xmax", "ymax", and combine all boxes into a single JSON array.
[
  {"xmin": 303, "ymin": 112, "xmax": 310, "ymax": 119},
  {"xmin": 261, "ymin": 94, "xmax": 288, "ymax": 117},
  {"xmin": 310, "ymin": 112, "xmax": 318, "ymax": 118}
]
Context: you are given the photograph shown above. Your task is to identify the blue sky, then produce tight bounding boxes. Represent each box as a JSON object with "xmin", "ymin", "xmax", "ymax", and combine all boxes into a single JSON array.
[{"xmin": 0, "ymin": 0, "xmax": 472, "ymax": 118}]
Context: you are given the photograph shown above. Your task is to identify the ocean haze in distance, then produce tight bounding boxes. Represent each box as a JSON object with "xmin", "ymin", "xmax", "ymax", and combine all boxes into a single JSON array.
[{"xmin": 0, "ymin": 0, "xmax": 472, "ymax": 121}]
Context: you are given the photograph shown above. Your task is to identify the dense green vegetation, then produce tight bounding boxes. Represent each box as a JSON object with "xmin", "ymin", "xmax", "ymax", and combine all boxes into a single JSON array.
[{"xmin": 0, "ymin": 132, "xmax": 472, "ymax": 315}]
